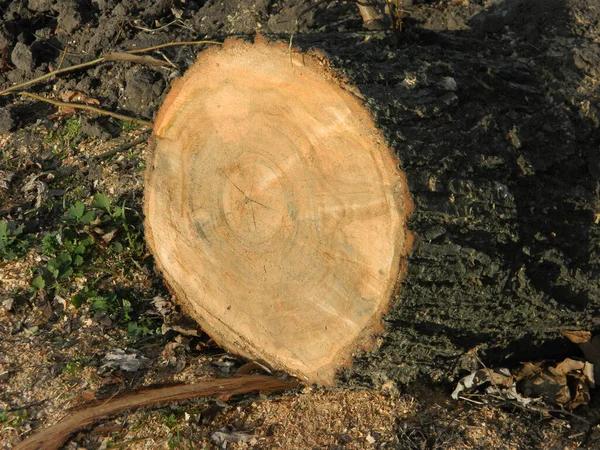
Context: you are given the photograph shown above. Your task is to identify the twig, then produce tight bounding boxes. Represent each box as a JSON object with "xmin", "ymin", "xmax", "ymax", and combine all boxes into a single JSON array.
[
  {"xmin": 131, "ymin": 18, "xmax": 181, "ymax": 33},
  {"xmin": 0, "ymin": 40, "xmax": 222, "ymax": 96},
  {"xmin": 18, "ymin": 92, "xmax": 153, "ymax": 128},
  {"xmin": 103, "ymin": 52, "xmax": 173, "ymax": 68},
  {"xmin": 13, "ymin": 375, "xmax": 298, "ymax": 450},
  {"xmin": 92, "ymin": 135, "xmax": 149, "ymax": 161},
  {"xmin": 124, "ymin": 40, "xmax": 222, "ymax": 55},
  {"xmin": 0, "ymin": 57, "xmax": 104, "ymax": 96},
  {"xmin": 57, "ymin": 46, "xmax": 68, "ymax": 71}
]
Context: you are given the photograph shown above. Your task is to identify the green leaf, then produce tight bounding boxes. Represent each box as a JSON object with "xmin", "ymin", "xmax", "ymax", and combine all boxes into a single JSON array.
[
  {"xmin": 74, "ymin": 255, "xmax": 84, "ymax": 266},
  {"xmin": 41, "ymin": 233, "xmax": 59, "ymax": 255},
  {"xmin": 71, "ymin": 293, "xmax": 85, "ymax": 308},
  {"xmin": 59, "ymin": 267, "xmax": 73, "ymax": 278},
  {"xmin": 92, "ymin": 193, "xmax": 111, "ymax": 212},
  {"xmin": 31, "ymin": 275, "xmax": 45, "ymax": 290},
  {"xmin": 111, "ymin": 241, "xmax": 124, "ymax": 254},
  {"xmin": 80, "ymin": 237, "xmax": 94, "ymax": 247},
  {"xmin": 91, "ymin": 296, "xmax": 108, "ymax": 312},
  {"xmin": 58, "ymin": 252, "xmax": 72, "ymax": 265},
  {"xmin": 69, "ymin": 201, "xmax": 85, "ymax": 220},
  {"xmin": 112, "ymin": 206, "xmax": 125, "ymax": 220},
  {"xmin": 79, "ymin": 210, "xmax": 95, "ymax": 225},
  {"xmin": 0, "ymin": 221, "xmax": 8, "ymax": 241},
  {"xmin": 14, "ymin": 224, "xmax": 24, "ymax": 236}
]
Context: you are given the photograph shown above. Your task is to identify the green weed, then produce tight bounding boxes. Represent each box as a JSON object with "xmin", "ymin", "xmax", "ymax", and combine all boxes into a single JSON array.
[
  {"xmin": 45, "ymin": 116, "xmax": 81, "ymax": 156},
  {"xmin": 121, "ymin": 120, "xmax": 139, "ymax": 133},
  {"xmin": 0, "ymin": 409, "xmax": 28, "ymax": 428},
  {"xmin": 29, "ymin": 193, "xmax": 158, "ymax": 336},
  {"xmin": 0, "ymin": 221, "xmax": 32, "ymax": 261},
  {"xmin": 62, "ymin": 361, "xmax": 81, "ymax": 376}
]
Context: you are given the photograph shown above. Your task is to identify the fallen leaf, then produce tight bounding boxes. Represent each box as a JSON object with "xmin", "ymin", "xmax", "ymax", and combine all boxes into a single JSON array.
[
  {"xmin": 561, "ymin": 330, "xmax": 592, "ymax": 344},
  {"xmin": 101, "ymin": 349, "xmax": 149, "ymax": 373},
  {"xmin": 59, "ymin": 90, "xmax": 101, "ymax": 105},
  {"xmin": 451, "ymin": 367, "xmax": 513, "ymax": 400},
  {"xmin": 554, "ymin": 358, "xmax": 585, "ymax": 375},
  {"xmin": 515, "ymin": 361, "xmax": 544, "ymax": 381},
  {"xmin": 211, "ymin": 430, "xmax": 254, "ymax": 446}
]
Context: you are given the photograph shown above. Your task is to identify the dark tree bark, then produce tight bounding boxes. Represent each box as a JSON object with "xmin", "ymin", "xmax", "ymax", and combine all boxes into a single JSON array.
[{"xmin": 291, "ymin": 0, "xmax": 600, "ymax": 385}]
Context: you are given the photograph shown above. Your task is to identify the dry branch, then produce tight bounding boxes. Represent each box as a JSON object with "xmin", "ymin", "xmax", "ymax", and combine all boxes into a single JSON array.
[
  {"xmin": 0, "ymin": 40, "xmax": 221, "ymax": 96},
  {"xmin": 13, "ymin": 375, "xmax": 298, "ymax": 450},
  {"xmin": 103, "ymin": 52, "xmax": 173, "ymax": 67},
  {"xmin": 18, "ymin": 92, "xmax": 153, "ymax": 128}
]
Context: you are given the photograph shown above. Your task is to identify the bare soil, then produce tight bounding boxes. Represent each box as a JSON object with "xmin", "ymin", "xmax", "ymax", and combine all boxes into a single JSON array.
[{"xmin": 1, "ymin": 0, "xmax": 599, "ymax": 448}]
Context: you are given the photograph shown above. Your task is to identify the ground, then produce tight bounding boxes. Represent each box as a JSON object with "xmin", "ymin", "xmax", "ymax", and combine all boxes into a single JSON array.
[{"xmin": 0, "ymin": 0, "xmax": 599, "ymax": 448}]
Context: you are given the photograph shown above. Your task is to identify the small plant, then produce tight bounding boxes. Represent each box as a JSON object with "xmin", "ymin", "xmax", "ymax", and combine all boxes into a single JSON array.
[
  {"xmin": 0, "ymin": 221, "xmax": 31, "ymax": 261},
  {"xmin": 31, "ymin": 193, "xmax": 147, "ymax": 294},
  {"xmin": 92, "ymin": 193, "xmax": 145, "ymax": 257},
  {"xmin": 62, "ymin": 361, "xmax": 81, "ymax": 376},
  {"xmin": 0, "ymin": 409, "xmax": 28, "ymax": 429},
  {"xmin": 121, "ymin": 120, "xmax": 139, "ymax": 133},
  {"xmin": 31, "ymin": 204, "xmax": 96, "ymax": 293},
  {"xmin": 28, "ymin": 193, "xmax": 159, "ymax": 337},
  {"xmin": 45, "ymin": 116, "xmax": 81, "ymax": 155}
]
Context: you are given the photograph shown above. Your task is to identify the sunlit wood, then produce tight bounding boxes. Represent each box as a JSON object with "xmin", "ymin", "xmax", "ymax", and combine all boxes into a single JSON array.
[{"xmin": 144, "ymin": 36, "xmax": 413, "ymax": 384}]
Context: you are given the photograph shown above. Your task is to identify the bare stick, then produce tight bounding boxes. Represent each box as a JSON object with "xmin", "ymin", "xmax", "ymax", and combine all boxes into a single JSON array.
[
  {"xmin": 18, "ymin": 92, "xmax": 154, "ymax": 128},
  {"xmin": 120, "ymin": 40, "xmax": 222, "ymax": 55},
  {"xmin": 13, "ymin": 375, "xmax": 299, "ymax": 450},
  {"xmin": 56, "ymin": 46, "xmax": 68, "ymax": 71},
  {"xmin": 103, "ymin": 52, "xmax": 173, "ymax": 67},
  {"xmin": 0, "ymin": 57, "xmax": 104, "ymax": 96},
  {"xmin": 0, "ymin": 40, "xmax": 222, "ymax": 96},
  {"xmin": 92, "ymin": 134, "xmax": 149, "ymax": 161}
]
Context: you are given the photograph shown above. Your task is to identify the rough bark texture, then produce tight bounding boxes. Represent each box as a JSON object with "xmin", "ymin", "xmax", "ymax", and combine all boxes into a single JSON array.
[{"xmin": 300, "ymin": 1, "xmax": 600, "ymax": 386}]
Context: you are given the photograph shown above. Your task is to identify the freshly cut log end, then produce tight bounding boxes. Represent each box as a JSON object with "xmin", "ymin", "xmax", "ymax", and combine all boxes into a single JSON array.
[{"xmin": 144, "ymin": 36, "xmax": 413, "ymax": 385}]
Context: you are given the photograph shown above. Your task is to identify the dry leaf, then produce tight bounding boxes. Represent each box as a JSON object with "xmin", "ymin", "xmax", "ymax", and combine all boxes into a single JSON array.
[
  {"xmin": 451, "ymin": 368, "xmax": 513, "ymax": 400},
  {"xmin": 518, "ymin": 368, "xmax": 570, "ymax": 406},
  {"xmin": 59, "ymin": 90, "xmax": 100, "ymax": 105},
  {"xmin": 569, "ymin": 372, "xmax": 591, "ymax": 410},
  {"xmin": 516, "ymin": 358, "xmax": 594, "ymax": 409},
  {"xmin": 554, "ymin": 358, "xmax": 585, "ymax": 375},
  {"xmin": 454, "ymin": 358, "xmax": 594, "ymax": 410},
  {"xmin": 561, "ymin": 330, "xmax": 592, "ymax": 344},
  {"xmin": 101, "ymin": 229, "xmax": 117, "ymax": 243},
  {"xmin": 515, "ymin": 361, "xmax": 544, "ymax": 380},
  {"xmin": 53, "ymin": 90, "xmax": 101, "ymax": 117},
  {"xmin": 583, "ymin": 361, "xmax": 595, "ymax": 387}
]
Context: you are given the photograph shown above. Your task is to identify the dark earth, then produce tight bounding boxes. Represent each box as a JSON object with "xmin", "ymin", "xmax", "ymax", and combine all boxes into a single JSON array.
[{"xmin": 1, "ymin": 0, "xmax": 600, "ymax": 448}]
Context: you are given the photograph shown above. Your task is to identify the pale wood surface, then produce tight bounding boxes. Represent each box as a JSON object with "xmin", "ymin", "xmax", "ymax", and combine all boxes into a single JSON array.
[{"xmin": 144, "ymin": 36, "xmax": 412, "ymax": 384}]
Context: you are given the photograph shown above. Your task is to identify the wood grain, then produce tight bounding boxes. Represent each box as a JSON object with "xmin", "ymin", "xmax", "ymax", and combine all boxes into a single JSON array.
[{"xmin": 144, "ymin": 36, "xmax": 413, "ymax": 384}]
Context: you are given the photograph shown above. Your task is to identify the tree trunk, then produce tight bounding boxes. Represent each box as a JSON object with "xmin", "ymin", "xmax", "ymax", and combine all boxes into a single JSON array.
[{"xmin": 147, "ymin": 0, "xmax": 600, "ymax": 386}]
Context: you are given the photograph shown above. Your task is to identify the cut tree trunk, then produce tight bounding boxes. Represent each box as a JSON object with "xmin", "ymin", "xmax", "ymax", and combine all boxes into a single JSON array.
[{"xmin": 144, "ymin": 36, "xmax": 413, "ymax": 385}]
